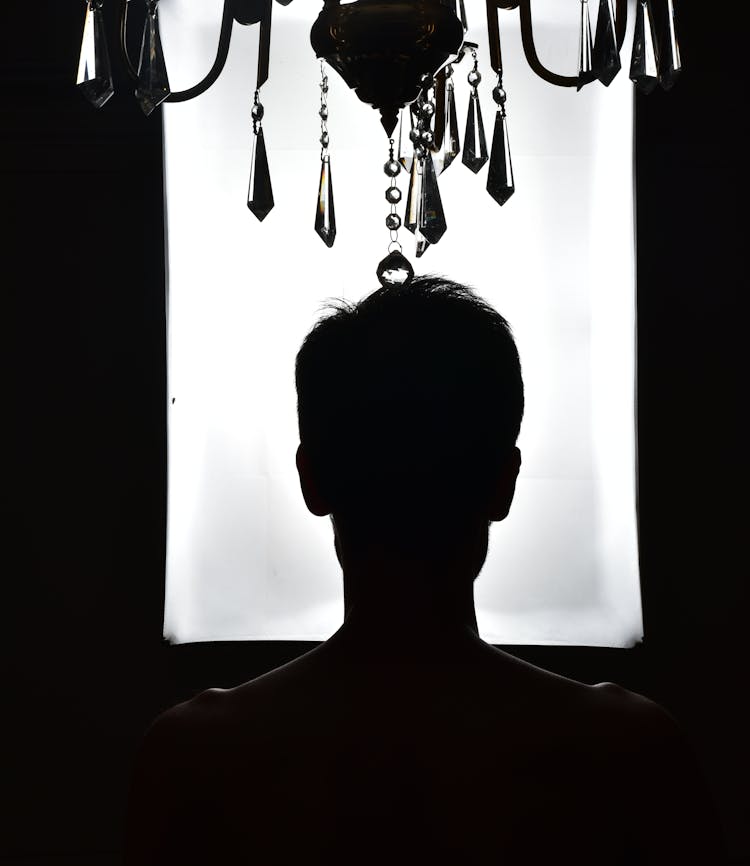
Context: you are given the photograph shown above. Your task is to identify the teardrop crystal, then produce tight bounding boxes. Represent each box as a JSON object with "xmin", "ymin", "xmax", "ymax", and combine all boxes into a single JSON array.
[
  {"xmin": 135, "ymin": 0, "xmax": 171, "ymax": 115},
  {"xmin": 630, "ymin": 0, "xmax": 659, "ymax": 94},
  {"xmin": 577, "ymin": 0, "xmax": 596, "ymax": 90},
  {"xmin": 376, "ymin": 250, "xmax": 414, "ymax": 287},
  {"xmin": 247, "ymin": 127, "xmax": 274, "ymax": 221},
  {"xmin": 438, "ymin": 80, "xmax": 460, "ymax": 174},
  {"xmin": 462, "ymin": 92, "xmax": 488, "ymax": 173},
  {"xmin": 314, "ymin": 155, "xmax": 336, "ymax": 247},
  {"xmin": 659, "ymin": 0, "xmax": 682, "ymax": 90},
  {"xmin": 433, "ymin": 70, "xmax": 446, "ymax": 150},
  {"xmin": 405, "ymin": 155, "xmax": 431, "ymax": 257},
  {"xmin": 419, "ymin": 152, "xmax": 446, "ymax": 245},
  {"xmin": 592, "ymin": 0, "xmax": 621, "ymax": 86},
  {"xmin": 76, "ymin": 2, "xmax": 114, "ymax": 108},
  {"xmin": 404, "ymin": 155, "xmax": 422, "ymax": 233},
  {"xmin": 487, "ymin": 109, "xmax": 514, "ymax": 206}
]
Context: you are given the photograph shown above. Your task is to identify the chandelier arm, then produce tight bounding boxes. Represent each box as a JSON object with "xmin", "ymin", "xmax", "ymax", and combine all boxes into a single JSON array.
[
  {"xmin": 119, "ymin": 0, "xmax": 139, "ymax": 81},
  {"xmin": 118, "ymin": 0, "xmax": 236, "ymax": 101},
  {"xmin": 486, "ymin": 0, "xmax": 503, "ymax": 75},
  {"xmin": 166, "ymin": 1, "xmax": 236, "ymax": 102},
  {"xmin": 518, "ymin": 0, "xmax": 578, "ymax": 87}
]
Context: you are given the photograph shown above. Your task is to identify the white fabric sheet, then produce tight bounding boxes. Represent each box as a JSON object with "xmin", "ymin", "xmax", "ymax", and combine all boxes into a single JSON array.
[{"xmin": 161, "ymin": 0, "xmax": 642, "ymax": 646}]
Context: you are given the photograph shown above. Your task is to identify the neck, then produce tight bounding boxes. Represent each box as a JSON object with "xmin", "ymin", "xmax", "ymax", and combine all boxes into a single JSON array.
[{"xmin": 326, "ymin": 518, "xmax": 489, "ymax": 660}]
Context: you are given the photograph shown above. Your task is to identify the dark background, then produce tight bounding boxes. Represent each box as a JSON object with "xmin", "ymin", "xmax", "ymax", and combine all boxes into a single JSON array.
[{"xmin": 5, "ymin": 2, "xmax": 745, "ymax": 863}]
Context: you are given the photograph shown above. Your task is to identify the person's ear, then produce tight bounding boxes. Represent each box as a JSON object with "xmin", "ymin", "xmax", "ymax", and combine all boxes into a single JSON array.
[
  {"xmin": 296, "ymin": 444, "xmax": 331, "ymax": 517},
  {"xmin": 487, "ymin": 446, "xmax": 521, "ymax": 522}
]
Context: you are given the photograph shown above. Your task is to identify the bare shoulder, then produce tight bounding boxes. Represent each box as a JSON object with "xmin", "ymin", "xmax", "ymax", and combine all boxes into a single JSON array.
[
  {"xmin": 589, "ymin": 682, "xmax": 727, "ymax": 862},
  {"xmin": 124, "ymin": 691, "xmax": 227, "ymax": 866}
]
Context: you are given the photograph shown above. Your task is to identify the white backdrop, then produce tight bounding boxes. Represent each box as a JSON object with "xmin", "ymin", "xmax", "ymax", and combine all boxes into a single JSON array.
[{"xmin": 160, "ymin": 0, "xmax": 642, "ymax": 646}]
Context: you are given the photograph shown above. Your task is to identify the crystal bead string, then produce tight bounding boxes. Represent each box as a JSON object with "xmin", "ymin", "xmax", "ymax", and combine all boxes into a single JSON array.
[{"xmin": 315, "ymin": 60, "xmax": 336, "ymax": 246}]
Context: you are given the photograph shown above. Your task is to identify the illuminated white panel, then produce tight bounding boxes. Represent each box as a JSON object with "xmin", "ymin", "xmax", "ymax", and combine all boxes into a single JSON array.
[{"xmin": 161, "ymin": 0, "xmax": 642, "ymax": 646}]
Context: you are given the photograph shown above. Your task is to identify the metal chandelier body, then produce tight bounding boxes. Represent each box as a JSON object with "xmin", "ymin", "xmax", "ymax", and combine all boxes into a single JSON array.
[{"xmin": 76, "ymin": 0, "xmax": 681, "ymax": 283}]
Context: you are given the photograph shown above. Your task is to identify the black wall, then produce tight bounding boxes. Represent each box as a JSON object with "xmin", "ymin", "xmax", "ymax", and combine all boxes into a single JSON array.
[{"xmin": 5, "ymin": 2, "xmax": 745, "ymax": 863}]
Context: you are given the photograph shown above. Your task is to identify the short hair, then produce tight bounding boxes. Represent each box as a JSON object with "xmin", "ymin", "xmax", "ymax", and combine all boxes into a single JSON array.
[{"xmin": 295, "ymin": 276, "xmax": 524, "ymax": 537}]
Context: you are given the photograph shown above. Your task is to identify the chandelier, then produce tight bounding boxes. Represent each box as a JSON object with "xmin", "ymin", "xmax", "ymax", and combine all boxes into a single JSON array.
[{"xmin": 75, "ymin": 0, "xmax": 681, "ymax": 285}]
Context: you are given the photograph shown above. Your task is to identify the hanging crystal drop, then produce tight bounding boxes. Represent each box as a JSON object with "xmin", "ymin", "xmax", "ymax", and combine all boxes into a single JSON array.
[
  {"xmin": 314, "ymin": 155, "xmax": 336, "ymax": 247},
  {"xmin": 438, "ymin": 80, "xmax": 460, "ymax": 174},
  {"xmin": 419, "ymin": 152, "xmax": 447, "ymax": 245},
  {"xmin": 433, "ymin": 72, "xmax": 446, "ymax": 151},
  {"xmin": 135, "ymin": 0, "xmax": 171, "ymax": 116},
  {"xmin": 462, "ymin": 92, "xmax": 488, "ymax": 173},
  {"xmin": 487, "ymin": 109, "xmax": 514, "ymax": 206},
  {"xmin": 405, "ymin": 154, "xmax": 430, "ymax": 257},
  {"xmin": 247, "ymin": 127, "xmax": 274, "ymax": 221},
  {"xmin": 659, "ymin": 0, "xmax": 682, "ymax": 90},
  {"xmin": 404, "ymin": 155, "xmax": 422, "ymax": 233},
  {"xmin": 76, "ymin": 2, "xmax": 114, "ymax": 108},
  {"xmin": 376, "ymin": 250, "xmax": 414, "ymax": 287},
  {"xmin": 577, "ymin": 0, "xmax": 596, "ymax": 90},
  {"xmin": 592, "ymin": 0, "xmax": 621, "ymax": 86},
  {"xmin": 630, "ymin": 0, "xmax": 659, "ymax": 94}
]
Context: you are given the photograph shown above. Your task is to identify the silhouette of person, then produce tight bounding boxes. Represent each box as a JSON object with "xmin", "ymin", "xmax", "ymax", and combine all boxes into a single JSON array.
[{"xmin": 125, "ymin": 277, "xmax": 725, "ymax": 864}]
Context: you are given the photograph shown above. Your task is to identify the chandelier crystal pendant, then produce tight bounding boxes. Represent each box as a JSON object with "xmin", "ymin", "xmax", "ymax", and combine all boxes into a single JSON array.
[
  {"xmin": 577, "ymin": 0, "xmax": 596, "ymax": 90},
  {"xmin": 487, "ymin": 81, "xmax": 515, "ymax": 206},
  {"xmin": 462, "ymin": 49, "xmax": 489, "ymax": 174},
  {"xmin": 630, "ymin": 0, "xmax": 660, "ymax": 94},
  {"xmin": 433, "ymin": 64, "xmax": 461, "ymax": 174},
  {"xmin": 592, "ymin": 0, "xmax": 621, "ymax": 86},
  {"xmin": 247, "ymin": 92, "xmax": 274, "ymax": 221},
  {"xmin": 135, "ymin": 0, "xmax": 171, "ymax": 116},
  {"xmin": 659, "ymin": 0, "xmax": 682, "ymax": 90},
  {"xmin": 76, "ymin": 0, "xmax": 114, "ymax": 108},
  {"xmin": 74, "ymin": 0, "xmax": 683, "ymax": 285},
  {"xmin": 314, "ymin": 62, "xmax": 336, "ymax": 247}
]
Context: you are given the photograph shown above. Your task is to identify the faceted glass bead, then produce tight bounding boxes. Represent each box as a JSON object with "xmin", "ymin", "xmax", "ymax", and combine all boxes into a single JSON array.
[
  {"xmin": 420, "ymin": 100, "xmax": 435, "ymax": 119},
  {"xmin": 487, "ymin": 109, "xmax": 515, "ymax": 206},
  {"xmin": 135, "ymin": 3, "xmax": 171, "ymax": 115},
  {"xmin": 592, "ymin": 0, "xmax": 621, "ymax": 86},
  {"xmin": 419, "ymin": 152, "xmax": 446, "ymax": 245},
  {"xmin": 659, "ymin": 0, "xmax": 682, "ymax": 90},
  {"xmin": 315, "ymin": 155, "xmax": 336, "ymax": 247},
  {"xmin": 386, "ymin": 186, "xmax": 402, "ymax": 204},
  {"xmin": 247, "ymin": 127, "xmax": 274, "ymax": 221},
  {"xmin": 462, "ymin": 92, "xmax": 488, "ymax": 173},
  {"xmin": 376, "ymin": 250, "xmax": 414, "ymax": 287},
  {"xmin": 630, "ymin": 0, "xmax": 659, "ymax": 94},
  {"xmin": 76, "ymin": 3, "xmax": 114, "ymax": 108},
  {"xmin": 577, "ymin": 0, "xmax": 596, "ymax": 90}
]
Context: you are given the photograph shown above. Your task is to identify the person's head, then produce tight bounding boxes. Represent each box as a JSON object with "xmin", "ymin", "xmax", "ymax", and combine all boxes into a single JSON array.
[{"xmin": 295, "ymin": 276, "xmax": 524, "ymax": 559}]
